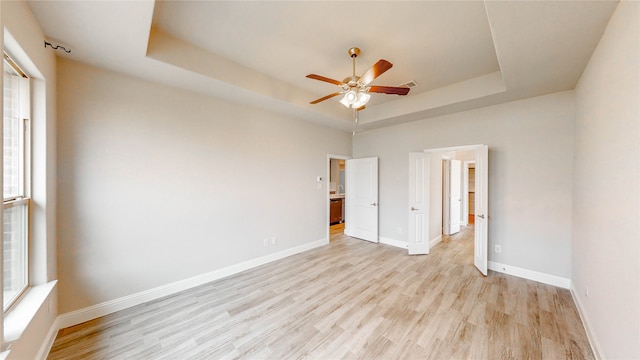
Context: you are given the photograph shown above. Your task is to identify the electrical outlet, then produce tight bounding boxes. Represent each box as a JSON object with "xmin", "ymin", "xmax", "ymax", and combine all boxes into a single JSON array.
[
  {"xmin": 584, "ymin": 285, "xmax": 589, "ymax": 298},
  {"xmin": 263, "ymin": 238, "xmax": 269, "ymax": 246},
  {"xmin": 397, "ymin": 227, "xmax": 402, "ymax": 234},
  {"xmin": 494, "ymin": 245, "xmax": 502, "ymax": 253}
]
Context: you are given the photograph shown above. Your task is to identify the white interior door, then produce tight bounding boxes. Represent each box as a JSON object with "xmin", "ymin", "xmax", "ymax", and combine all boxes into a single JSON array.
[
  {"xmin": 346, "ymin": 157, "xmax": 378, "ymax": 243},
  {"xmin": 449, "ymin": 159, "xmax": 462, "ymax": 234},
  {"xmin": 408, "ymin": 152, "xmax": 429, "ymax": 255},
  {"xmin": 474, "ymin": 146, "xmax": 488, "ymax": 276},
  {"xmin": 443, "ymin": 159, "xmax": 461, "ymax": 235},
  {"xmin": 443, "ymin": 159, "xmax": 451, "ymax": 235},
  {"xmin": 462, "ymin": 162, "xmax": 470, "ymax": 226}
]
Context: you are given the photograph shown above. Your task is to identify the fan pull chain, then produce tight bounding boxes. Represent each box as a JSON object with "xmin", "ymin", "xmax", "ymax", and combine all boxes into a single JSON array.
[{"xmin": 352, "ymin": 109, "xmax": 358, "ymax": 136}]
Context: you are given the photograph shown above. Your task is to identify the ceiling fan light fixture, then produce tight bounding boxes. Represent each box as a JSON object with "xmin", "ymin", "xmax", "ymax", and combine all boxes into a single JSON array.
[
  {"xmin": 354, "ymin": 92, "xmax": 370, "ymax": 108},
  {"xmin": 340, "ymin": 90, "xmax": 370, "ymax": 109},
  {"xmin": 340, "ymin": 90, "xmax": 358, "ymax": 107},
  {"xmin": 307, "ymin": 47, "xmax": 409, "ymax": 110}
]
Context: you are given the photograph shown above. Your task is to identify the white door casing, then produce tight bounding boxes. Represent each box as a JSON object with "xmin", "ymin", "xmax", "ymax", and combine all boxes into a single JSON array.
[
  {"xmin": 408, "ymin": 152, "xmax": 429, "ymax": 255},
  {"xmin": 474, "ymin": 145, "xmax": 488, "ymax": 276},
  {"xmin": 462, "ymin": 161, "xmax": 470, "ymax": 226},
  {"xmin": 449, "ymin": 159, "xmax": 462, "ymax": 234},
  {"xmin": 442, "ymin": 158, "xmax": 461, "ymax": 236},
  {"xmin": 443, "ymin": 159, "xmax": 451, "ymax": 235},
  {"xmin": 346, "ymin": 157, "xmax": 379, "ymax": 243}
]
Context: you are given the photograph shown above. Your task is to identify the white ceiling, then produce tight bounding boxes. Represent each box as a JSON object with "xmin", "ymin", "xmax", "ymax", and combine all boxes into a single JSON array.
[{"xmin": 26, "ymin": 0, "xmax": 618, "ymax": 132}]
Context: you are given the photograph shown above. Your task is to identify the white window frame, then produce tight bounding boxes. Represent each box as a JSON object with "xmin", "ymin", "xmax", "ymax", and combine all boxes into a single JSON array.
[{"xmin": 2, "ymin": 53, "xmax": 31, "ymax": 312}]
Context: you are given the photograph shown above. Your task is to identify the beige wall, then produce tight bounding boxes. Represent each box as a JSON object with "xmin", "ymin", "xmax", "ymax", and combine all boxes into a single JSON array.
[
  {"xmin": 572, "ymin": 1, "xmax": 640, "ymax": 358},
  {"xmin": 56, "ymin": 58, "xmax": 352, "ymax": 314},
  {"xmin": 353, "ymin": 91, "xmax": 575, "ymax": 278},
  {"xmin": 2, "ymin": 0, "xmax": 58, "ymax": 358}
]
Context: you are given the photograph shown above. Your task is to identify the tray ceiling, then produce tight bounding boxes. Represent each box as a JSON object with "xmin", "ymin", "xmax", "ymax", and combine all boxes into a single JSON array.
[{"xmin": 26, "ymin": 0, "xmax": 618, "ymax": 131}]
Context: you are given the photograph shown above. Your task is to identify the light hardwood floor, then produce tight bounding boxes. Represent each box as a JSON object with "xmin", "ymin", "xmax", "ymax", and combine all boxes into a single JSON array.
[{"xmin": 47, "ymin": 226, "xmax": 593, "ymax": 359}]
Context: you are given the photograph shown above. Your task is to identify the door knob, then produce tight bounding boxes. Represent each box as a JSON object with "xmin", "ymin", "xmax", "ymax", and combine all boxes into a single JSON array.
[
  {"xmin": 477, "ymin": 214, "xmax": 485, "ymax": 219},
  {"xmin": 370, "ymin": 203, "xmax": 377, "ymax": 206},
  {"xmin": 411, "ymin": 207, "xmax": 418, "ymax": 211}
]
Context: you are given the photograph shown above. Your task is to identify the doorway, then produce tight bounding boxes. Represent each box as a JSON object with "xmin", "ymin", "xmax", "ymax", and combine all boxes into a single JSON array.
[
  {"xmin": 464, "ymin": 162, "xmax": 476, "ymax": 225},
  {"xmin": 408, "ymin": 145, "xmax": 488, "ymax": 275},
  {"xmin": 443, "ymin": 157, "xmax": 462, "ymax": 236},
  {"xmin": 328, "ymin": 155, "xmax": 349, "ymax": 242}
]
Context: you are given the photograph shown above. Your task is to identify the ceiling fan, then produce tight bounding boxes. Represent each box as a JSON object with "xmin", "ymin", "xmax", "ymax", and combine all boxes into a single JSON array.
[{"xmin": 306, "ymin": 47, "xmax": 410, "ymax": 111}]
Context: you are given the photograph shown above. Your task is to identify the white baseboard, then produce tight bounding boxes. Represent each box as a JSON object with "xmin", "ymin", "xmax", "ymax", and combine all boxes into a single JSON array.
[
  {"xmin": 570, "ymin": 282, "xmax": 603, "ymax": 360},
  {"xmin": 57, "ymin": 238, "xmax": 329, "ymax": 329},
  {"xmin": 378, "ymin": 236, "xmax": 441, "ymax": 251},
  {"xmin": 488, "ymin": 261, "xmax": 571, "ymax": 289},
  {"xmin": 35, "ymin": 317, "xmax": 59, "ymax": 360},
  {"xmin": 378, "ymin": 237, "xmax": 407, "ymax": 249},
  {"xmin": 429, "ymin": 235, "xmax": 442, "ymax": 247}
]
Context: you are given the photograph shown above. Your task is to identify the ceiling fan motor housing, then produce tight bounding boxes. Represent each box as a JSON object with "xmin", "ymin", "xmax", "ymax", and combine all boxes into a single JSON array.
[{"xmin": 343, "ymin": 76, "xmax": 360, "ymax": 88}]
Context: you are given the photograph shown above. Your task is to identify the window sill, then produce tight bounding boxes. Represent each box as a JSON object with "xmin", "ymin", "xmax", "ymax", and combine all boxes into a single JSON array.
[{"xmin": 2, "ymin": 280, "xmax": 57, "ymax": 352}]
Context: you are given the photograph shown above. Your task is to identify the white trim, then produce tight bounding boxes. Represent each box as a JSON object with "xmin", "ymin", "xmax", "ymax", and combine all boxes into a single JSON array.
[
  {"xmin": 3, "ymin": 281, "xmax": 57, "ymax": 344},
  {"xmin": 570, "ymin": 282, "xmax": 603, "ymax": 360},
  {"xmin": 443, "ymin": 158, "xmax": 452, "ymax": 236},
  {"xmin": 488, "ymin": 261, "xmax": 571, "ymax": 289},
  {"xmin": 35, "ymin": 317, "xmax": 59, "ymax": 360},
  {"xmin": 378, "ymin": 237, "xmax": 408, "ymax": 249},
  {"xmin": 57, "ymin": 238, "xmax": 328, "ymax": 329},
  {"xmin": 423, "ymin": 144, "xmax": 482, "ymax": 154},
  {"xmin": 429, "ymin": 235, "xmax": 443, "ymax": 247},
  {"xmin": 378, "ymin": 235, "xmax": 442, "ymax": 251}
]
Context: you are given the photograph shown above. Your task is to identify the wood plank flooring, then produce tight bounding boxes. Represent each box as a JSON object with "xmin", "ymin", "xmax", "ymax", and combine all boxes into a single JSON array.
[
  {"xmin": 329, "ymin": 223, "xmax": 345, "ymax": 237},
  {"xmin": 47, "ymin": 226, "xmax": 593, "ymax": 359}
]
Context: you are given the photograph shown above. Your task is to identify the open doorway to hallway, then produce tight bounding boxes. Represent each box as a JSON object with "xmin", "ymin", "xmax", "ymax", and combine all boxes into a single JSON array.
[
  {"xmin": 408, "ymin": 144, "xmax": 487, "ymax": 275},
  {"xmin": 442, "ymin": 153, "xmax": 476, "ymax": 235},
  {"xmin": 328, "ymin": 156, "xmax": 348, "ymax": 242},
  {"xmin": 439, "ymin": 150, "xmax": 477, "ymax": 266},
  {"xmin": 466, "ymin": 164, "xmax": 476, "ymax": 225},
  {"xmin": 441, "ymin": 151, "xmax": 476, "ymax": 242}
]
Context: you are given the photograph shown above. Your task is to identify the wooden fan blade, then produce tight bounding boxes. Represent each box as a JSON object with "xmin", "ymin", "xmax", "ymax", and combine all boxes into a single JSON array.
[
  {"xmin": 368, "ymin": 85, "xmax": 410, "ymax": 96},
  {"xmin": 359, "ymin": 59, "xmax": 393, "ymax": 86},
  {"xmin": 310, "ymin": 92, "xmax": 341, "ymax": 104},
  {"xmin": 356, "ymin": 105, "xmax": 366, "ymax": 111},
  {"xmin": 306, "ymin": 74, "xmax": 344, "ymax": 86}
]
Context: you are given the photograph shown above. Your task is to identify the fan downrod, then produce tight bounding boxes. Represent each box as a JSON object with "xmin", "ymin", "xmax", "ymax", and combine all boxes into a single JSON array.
[{"xmin": 345, "ymin": 47, "xmax": 361, "ymax": 85}]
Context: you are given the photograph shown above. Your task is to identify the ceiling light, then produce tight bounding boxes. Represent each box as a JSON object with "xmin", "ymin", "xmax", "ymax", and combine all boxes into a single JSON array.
[
  {"xmin": 354, "ymin": 92, "xmax": 370, "ymax": 108},
  {"xmin": 340, "ymin": 89, "xmax": 370, "ymax": 109},
  {"xmin": 307, "ymin": 47, "xmax": 410, "ymax": 111},
  {"xmin": 340, "ymin": 90, "xmax": 357, "ymax": 107}
]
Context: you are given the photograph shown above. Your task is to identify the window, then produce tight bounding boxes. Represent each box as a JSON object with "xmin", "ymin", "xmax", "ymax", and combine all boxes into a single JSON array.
[{"xmin": 3, "ymin": 54, "xmax": 30, "ymax": 310}]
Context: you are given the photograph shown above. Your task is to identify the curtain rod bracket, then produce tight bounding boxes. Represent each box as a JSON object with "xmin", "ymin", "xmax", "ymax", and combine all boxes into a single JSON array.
[{"xmin": 44, "ymin": 41, "xmax": 71, "ymax": 54}]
